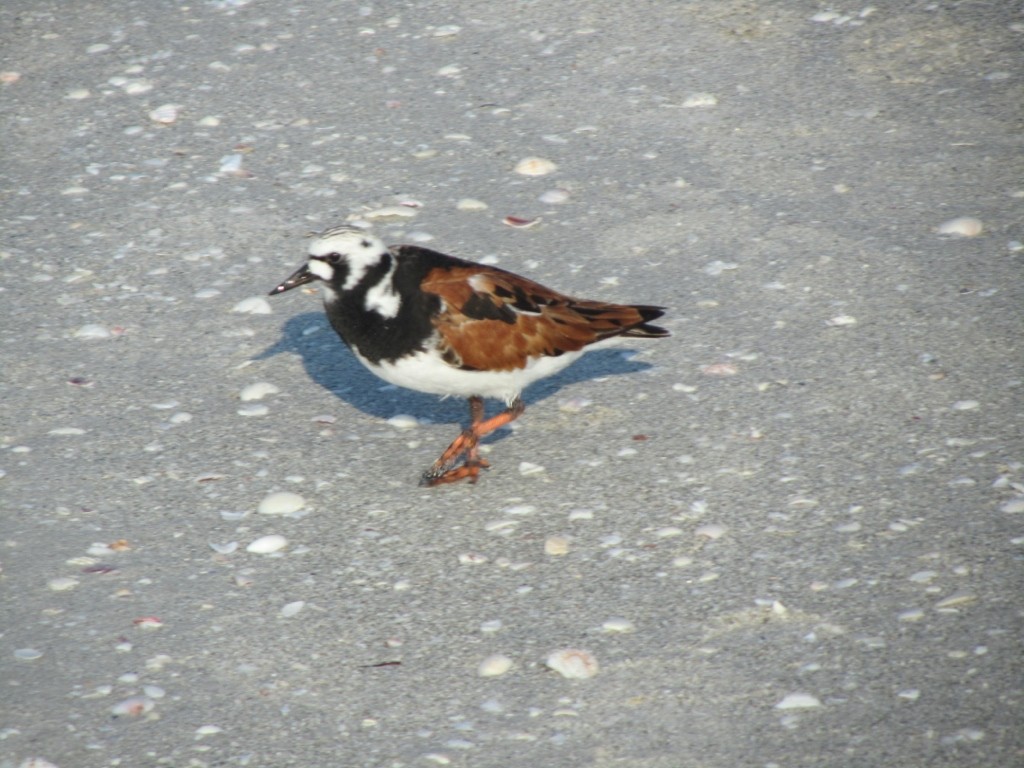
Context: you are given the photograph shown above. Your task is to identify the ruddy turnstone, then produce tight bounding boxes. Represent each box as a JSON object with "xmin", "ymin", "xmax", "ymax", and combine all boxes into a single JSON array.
[{"xmin": 269, "ymin": 226, "xmax": 669, "ymax": 486}]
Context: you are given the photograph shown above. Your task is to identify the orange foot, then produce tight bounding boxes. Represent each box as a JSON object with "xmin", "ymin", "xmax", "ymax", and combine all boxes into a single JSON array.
[{"xmin": 419, "ymin": 396, "xmax": 524, "ymax": 487}]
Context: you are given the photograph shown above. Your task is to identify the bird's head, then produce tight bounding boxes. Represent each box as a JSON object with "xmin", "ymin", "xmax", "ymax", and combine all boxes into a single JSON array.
[{"xmin": 269, "ymin": 226, "xmax": 389, "ymax": 296}]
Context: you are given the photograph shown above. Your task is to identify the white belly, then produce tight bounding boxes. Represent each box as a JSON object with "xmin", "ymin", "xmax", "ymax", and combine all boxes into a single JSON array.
[{"xmin": 354, "ymin": 347, "xmax": 586, "ymax": 405}]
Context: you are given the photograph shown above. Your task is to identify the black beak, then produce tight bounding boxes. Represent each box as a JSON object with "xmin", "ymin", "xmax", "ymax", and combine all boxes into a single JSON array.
[{"xmin": 268, "ymin": 264, "xmax": 315, "ymax": 296}]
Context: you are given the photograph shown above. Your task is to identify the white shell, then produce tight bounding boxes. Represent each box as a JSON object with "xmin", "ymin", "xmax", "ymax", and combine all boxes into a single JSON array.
[
  {"xmin": 231, "ymin": 296, "xmax": 273, "ymax": 314},
  {"xmin": 48, "ymin": 577, "xmax": 80, "ymax": 591},
  {"xmin": 545, "ymin": 648, "xmax": 599, "ymax": 679},
  {"xmin": 937, "ymin": 216, "xmax": 983, "ymax": 237},
  {"xmin": 148, "ymin": 104, "xmax": 179, "ymax": 123},
  {"xmin": 775, "ymin": 693, "xmax": 822, "ymax": 710},
  {"xmin": 1000, "ymin": 498, "xmax": 1024, "ymax": 514},
  {"xmin": 74, "ymin": 324, "xmax": 112, "ymax": 339},
  {"xmin": 478, "ymin": 654, "xmax": 514, "ymax": 677},
  {"xmin": 514, "ymin": 157, "xmax": 558, "ymax": 176},
  {"xmin": 240, "ymin": 382, "xmax": 280, "ymax": 401},
  {"xmin": 386, "ymin": 414, "xmax": 419, "ymax": 429},
  {"xmin": 246, "ymin": 534, "xmax": 288, "ymax": 554},
  {"xmin": 544, "ymin": 536, "xmax": 571, "ymax": 555},
  {"xmin": 601, "ymin": 617, "xmax": 636, "ymax": 633},
  {"xmin": 682, "ymin": 92, "xmax": 718, "ymax": 108},
  {"xmin": 258, "ymin": 491, "xmax": 305, "ymax": 515}
]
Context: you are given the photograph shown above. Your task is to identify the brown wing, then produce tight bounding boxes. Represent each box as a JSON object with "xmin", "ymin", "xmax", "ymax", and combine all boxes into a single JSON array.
[{"xmin": 421, "ymin": 265, "xmax": 668, "ymax": 372}]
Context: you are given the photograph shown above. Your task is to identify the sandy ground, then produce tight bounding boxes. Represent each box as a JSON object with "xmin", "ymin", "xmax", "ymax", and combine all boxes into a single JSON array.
[{"xmin": 1, "ymin": 2, "xmax": 1022, "ymax": 766}]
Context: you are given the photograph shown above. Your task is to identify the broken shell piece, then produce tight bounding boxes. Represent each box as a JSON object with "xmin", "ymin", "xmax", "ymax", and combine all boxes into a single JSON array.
[
  {"xmin": 362, "ymin": 205, "xmax": 418, "ymax": 221},
  {"xmin": 111, "ymin": 696, "xmax": 155, "ymax": 717},
  {"xmin": 503, "ymin": 216, "xmax": 541, "ymax": 229}
]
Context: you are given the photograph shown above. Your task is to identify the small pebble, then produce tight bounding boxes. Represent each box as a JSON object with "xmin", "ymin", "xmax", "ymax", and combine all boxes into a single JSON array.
[
  {"xmin": 775, "ymin": 693, "xmax": 821, "ymax": 710},
  {"xmin": 937, "ymin": 217, "xmax": 983, "ymax": 237},
  {"xmin": 514, "ymin": 157, "xmax": 558, "ymax": 176},
  {"xmin": 14, "ymin": 648, "xmax": 43, "ymax": 661},
  {"xmin": 478, "ymin": 654, "xmax": 513, "ymax": 677},
  {"xmin": 456, "ymin": 198, "xmax": 488, "ymax": 211},
  {"xmin": 951, "ymin": 400, "xmax": 979, "ymax": 411},
  {"xmin": 232, "ymin": 296, "xmax": 273, "ymax": 314},
  {"xmin": 246, "ymin": 534, "xmax": 288, "ymax": 554},
  {"xmin": 545, "ymin": 648, "xmax": 599, "ymax": 679},
  {"xmin": 240, "ymin": 382, "xmax": 280, "ymax": 401},
  {"xmin": 280, "ymin": 600, "xmax": 305, "ymax": 618},
  {"xmin": 258, "ymin": 491, "xmax": 305, "ymax": 515},
  {"xmin": 18, "ymin": 759, "xmax": 59, "ymax": 768}
]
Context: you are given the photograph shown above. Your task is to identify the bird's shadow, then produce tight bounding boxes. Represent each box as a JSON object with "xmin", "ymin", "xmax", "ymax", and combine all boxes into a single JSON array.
[{"xmin": 255, "ymin": 312, "xmax": 654, "ymax": 426}]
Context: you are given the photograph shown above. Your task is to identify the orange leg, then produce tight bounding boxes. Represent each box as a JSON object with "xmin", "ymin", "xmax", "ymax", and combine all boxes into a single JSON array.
[{"xmin": 420, "ymin": 396, "xmax": 525, "ymax": 486}]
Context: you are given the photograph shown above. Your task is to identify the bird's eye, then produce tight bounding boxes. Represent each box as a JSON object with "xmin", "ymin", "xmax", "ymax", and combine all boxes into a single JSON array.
[{"xmin": 326, "ymin": 252, "xmax": 342, "ymax": 264}]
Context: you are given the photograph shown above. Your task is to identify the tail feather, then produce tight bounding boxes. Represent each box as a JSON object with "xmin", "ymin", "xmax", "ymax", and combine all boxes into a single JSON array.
[{"xmin": 623, "ymin": 305, "xmax": 670, "ymax": 338}]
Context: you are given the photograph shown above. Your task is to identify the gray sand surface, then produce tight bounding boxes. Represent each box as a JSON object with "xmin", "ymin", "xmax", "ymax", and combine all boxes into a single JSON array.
[{"xmin": 2, "ymin": 2, "xmax": 1021, "ymax": 766}]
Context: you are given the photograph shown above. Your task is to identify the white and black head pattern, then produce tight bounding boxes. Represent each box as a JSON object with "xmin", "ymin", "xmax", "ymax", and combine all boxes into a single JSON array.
[{"xmin": 267, "ymin": 225, "xmax": 445, "ymax": 365}]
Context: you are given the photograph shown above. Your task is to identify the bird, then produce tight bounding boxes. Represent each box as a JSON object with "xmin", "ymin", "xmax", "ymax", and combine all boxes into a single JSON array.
[{"xmin": 268, "ymin": 225, "xmax": 669, "ymax": 486}]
